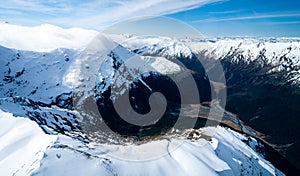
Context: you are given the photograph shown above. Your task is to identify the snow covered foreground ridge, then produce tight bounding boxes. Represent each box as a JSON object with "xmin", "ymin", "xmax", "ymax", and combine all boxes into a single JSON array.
[
  {"xmin": 0, "ymin": 110, "xmax": 56, "ymax": 176},
  {"xmin": 0, "ymin": 110, "xmax": 283, "ymax": 176}
]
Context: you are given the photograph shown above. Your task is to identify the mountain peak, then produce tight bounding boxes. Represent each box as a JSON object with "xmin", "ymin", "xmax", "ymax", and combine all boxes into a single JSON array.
[{"xmin": 0, "ymin": 23, "xmax": 98, "ymax": 52}]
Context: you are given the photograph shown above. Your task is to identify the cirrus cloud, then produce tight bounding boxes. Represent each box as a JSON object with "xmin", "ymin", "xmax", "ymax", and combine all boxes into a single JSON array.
[{"xmin": 0, "ymin": 0, "xmax": 225, "ymax": 30}]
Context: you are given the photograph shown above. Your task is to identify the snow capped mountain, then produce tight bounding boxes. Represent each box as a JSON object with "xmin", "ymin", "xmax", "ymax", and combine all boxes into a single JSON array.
[
  {"xmin": 122, "ymin": 36, "xmax": 194, "ymax": 58},
  {"xmin": 0, "ymin": 23, "xmax": 98, "ymax": 52},
  {"xmin": 0, "ymin": 45, "xmax": 84, "ymax": 135},
  {"xmin": 0, "ymin": 46, "xmax": 76, "ymax": 104},
  {"xmin": 0, "ymin": 24, "xmax": 298, "ymax": 175},
  {"xmin": 95, "ymin": 43, "xmax": 184, "ymax": 99},
  {"xmin": 119, "ymin": 35, "xmax": 300, "ymax": 84},
  {"xmin": 185, "ymin": 37, "xmax": 300, "ymax": 84}
]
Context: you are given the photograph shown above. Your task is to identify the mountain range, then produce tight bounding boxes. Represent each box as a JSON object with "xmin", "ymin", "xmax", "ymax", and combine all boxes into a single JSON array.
[{"xmin": 0, "ymin": 23, "xmax": 299, "ymax": 175}]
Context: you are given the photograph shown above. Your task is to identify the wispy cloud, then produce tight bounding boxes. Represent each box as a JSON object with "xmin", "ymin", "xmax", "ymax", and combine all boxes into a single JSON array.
[
  {"xmin": 192, "ymin": 12, "xmax": 300, "ymax": 23},
  {"xmin": 67, "ymin": 0, "xmax": 225, "ymax": 29},
  {"xmin": 0, "ymin": 0, "xmax": 225, "ymax": 29},
  {"xmin": 208, "ymin": 9, "xmax": 244, "ymax": 15},
  {"xmin": 0, "ymin": 0, "xmax": 72, "ymax": 14},
  {"xmin": 265, "ymin": 21, "xmax": 300, "ymax": 25}
]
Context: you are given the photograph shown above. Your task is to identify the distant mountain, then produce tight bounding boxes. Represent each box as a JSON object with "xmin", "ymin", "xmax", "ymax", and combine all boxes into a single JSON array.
[{"xmin": 0, "ymin": 23, "xmax": 98, "ymax": 52}]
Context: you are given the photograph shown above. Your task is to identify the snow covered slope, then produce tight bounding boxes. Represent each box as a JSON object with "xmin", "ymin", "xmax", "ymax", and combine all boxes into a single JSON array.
[
  {"xmin": 32, "ymin": 126, "xmax": 283, "ymax": 176},
  {"xmin": 0, "ymin": 108, "xmax": 285, "ymax": 176},
  {"xmin": 0, "ymin": 110, "xmax": 56, "ymax": 176},
  {"xmin": 0, "ymin": 45, "xmax": 76, "ymax": 104},
  {"xmin": 0, "ymin": 45, "xmax": 85, "ymax": 136},
  {"xmin": 116, "ymin": 35, "xmax": 300, "ymax": 84},
  {"xmin": 0, "ymin": 106, "xmax": 283, "ymax": 175},
  {"xmin": 95, "ymin": 43, "xmax": 184, "ymax": 99},
  {"xmin": 122, "ymin": 36, "xmax": 194, "ymax": 58},
  {"xmin": 0, "ymin": 23, "xmax": 98, "ymax": 52},
  {"xmin": 184, "ymin": 37, "xmax": 300, "ymax": 84}
]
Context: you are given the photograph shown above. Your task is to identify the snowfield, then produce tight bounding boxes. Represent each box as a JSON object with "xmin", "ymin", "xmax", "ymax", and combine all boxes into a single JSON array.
[
  {"xmin": 0, "ymin": 110, "xmax": 56, "ymax": 176},
  {"xmin": 0, "ymin": 106, "xmax": 283, "ymax": 175},
  {"xmin": 0, "ymin": 109, "xmax": 283, "ymax": 175},
  {"xmin": 0, "ymin": 45, "xmax": 77, "ymax": 104},
  {"xmin": 0, "ymin": 111, "xmax": 284, "ymax": 176},
  {"xmin": 184, "ymin": 37, "xmax": 300, "ymax": 84},
  {"xmin": 0, "ymin": 23, "xmax": 98, "ymax": 52}
]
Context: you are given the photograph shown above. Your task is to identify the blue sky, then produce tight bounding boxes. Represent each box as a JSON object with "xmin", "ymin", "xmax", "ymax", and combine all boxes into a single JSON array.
[
  {"xmin": 169, "ymin": 0, "xmax": 300, "ymax": 37},
  {"xmin": 1, "ymin": 0, "xmax": 299, "ymax": 37}
]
